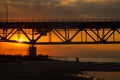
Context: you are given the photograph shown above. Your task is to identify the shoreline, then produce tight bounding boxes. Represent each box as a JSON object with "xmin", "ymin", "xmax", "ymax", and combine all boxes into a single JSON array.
[
  {"xmin": 0, "ymin": 60, "xmax": 120, "ymax": 71},
  {"xmin": 0, "ymin": 60, "xmax": 119, "ymax": 80},
  {"xmin": 0, "ymin": 55, "xmax": 119, "ymax": 72}
]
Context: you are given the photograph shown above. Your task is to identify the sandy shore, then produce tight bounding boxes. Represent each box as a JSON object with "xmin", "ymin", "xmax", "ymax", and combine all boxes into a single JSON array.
[{"xmin": 0, "ymin": 61, "xmax": 120, "ymax": 80}]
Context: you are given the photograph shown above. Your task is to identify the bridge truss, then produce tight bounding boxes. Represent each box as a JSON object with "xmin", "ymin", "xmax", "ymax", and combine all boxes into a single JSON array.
[{"xmin": 0, "ymin": 19, "xmax": 120, "ymax": 56}]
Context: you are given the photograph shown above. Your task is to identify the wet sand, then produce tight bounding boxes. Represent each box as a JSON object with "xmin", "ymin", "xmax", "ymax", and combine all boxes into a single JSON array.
[{"xmin": 0, "ymin": 61, "xmax": 120, "ymax": 80}]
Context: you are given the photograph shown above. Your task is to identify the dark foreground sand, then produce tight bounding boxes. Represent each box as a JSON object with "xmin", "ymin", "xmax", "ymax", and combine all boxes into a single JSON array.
[{"xmin": 0, "ymin": 61, "xmax": 119, "ymax": 80}]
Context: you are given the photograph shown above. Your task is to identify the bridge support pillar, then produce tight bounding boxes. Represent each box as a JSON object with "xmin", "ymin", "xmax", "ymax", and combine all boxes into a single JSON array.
[{"xmin": 28, "ymin": 45, "xmax": 36, "ymax": 57}]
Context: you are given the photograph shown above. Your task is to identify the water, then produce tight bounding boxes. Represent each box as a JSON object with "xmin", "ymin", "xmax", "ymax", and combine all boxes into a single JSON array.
[
  {"xmin": 68, "ymin": 58, "xmax": 120, "ymax": 63},
  {"xmin": 51, "ymin": 57, "xmax": 120, "ymax": 63},
  {"xmin": 50, "ymin": 57, "xmax": 120, "ymax": 80},
  {"xmin": 81, "ymin": 71, "xmax": 120, "ymax": 80}
]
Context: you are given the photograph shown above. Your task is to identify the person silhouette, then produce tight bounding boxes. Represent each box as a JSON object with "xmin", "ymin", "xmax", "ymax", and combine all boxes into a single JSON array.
[{"xmin": 76, "ymin": 57, "xmax": 79, "ymax": 62}]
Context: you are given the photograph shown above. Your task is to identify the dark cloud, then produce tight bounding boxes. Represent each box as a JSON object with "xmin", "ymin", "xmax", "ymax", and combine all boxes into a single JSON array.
[{"xmin": 0, "ymin": 0, "xmax": 120, "ymax": 19}]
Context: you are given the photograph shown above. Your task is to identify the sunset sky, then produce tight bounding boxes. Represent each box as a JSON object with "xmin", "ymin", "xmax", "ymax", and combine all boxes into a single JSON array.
[{"xmin": 0, "ymin": 0, "xmax": 120, "ymax": 58}]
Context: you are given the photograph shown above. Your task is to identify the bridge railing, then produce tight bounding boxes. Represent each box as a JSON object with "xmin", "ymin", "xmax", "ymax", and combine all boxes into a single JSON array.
[{"xmin": 0, "ymin": 19, "xmax": 120, "ymax": 22}]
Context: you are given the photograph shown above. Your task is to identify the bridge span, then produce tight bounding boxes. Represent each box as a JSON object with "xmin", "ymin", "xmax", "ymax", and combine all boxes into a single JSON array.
[{"xmin": 0, "ymin": 19, "xmax": 120, "ymax": 56}]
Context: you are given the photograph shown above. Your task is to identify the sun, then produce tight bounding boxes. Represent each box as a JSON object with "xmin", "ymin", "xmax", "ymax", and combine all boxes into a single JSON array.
[
  {"xmin": 15, "ymin": 35, "xmax": 29, "ymax": 43},
  {"xmin": 18, "ymin": 38, "xmax": 24, "ymax": 42}
]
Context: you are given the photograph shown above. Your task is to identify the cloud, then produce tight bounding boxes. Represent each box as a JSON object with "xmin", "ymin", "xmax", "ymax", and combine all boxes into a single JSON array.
[
  {"xmin": 84, "ymin": 0, "xmax": 118, "ymax": 3},
  {"xmin": 59, "ymin": 0, "xmax": 78, "ymax": 6},
  {"xmin": 0, "ymin": 0, "xmax": 120, "ymax": 19}
]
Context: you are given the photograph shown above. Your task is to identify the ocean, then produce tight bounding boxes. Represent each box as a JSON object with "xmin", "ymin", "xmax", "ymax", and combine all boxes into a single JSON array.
[
  {"xmin": 68, "ymin": 58, "xmax": 120, "ymax": 63},
  {"xmin": 81, "ymin": 71, "xmax": 120, "ymax": 80},
  {"xmin": 51, "ymin": 57, "xmax": 120, "ymax": 63},
  {"xmin": 69, "ymin": 58, "xmax": 120, "ymax": 80}
]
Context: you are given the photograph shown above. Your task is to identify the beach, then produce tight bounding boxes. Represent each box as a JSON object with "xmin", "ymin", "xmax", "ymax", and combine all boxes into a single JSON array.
[{"xmin": 0, "ymin": 61, "xmax": 120, "ymax": 80}]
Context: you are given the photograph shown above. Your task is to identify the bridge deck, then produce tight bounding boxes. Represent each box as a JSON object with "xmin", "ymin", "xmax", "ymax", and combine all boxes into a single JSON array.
[{"xmin": 0, "ymin": 20, "xmax": 120, "ymax": 29}]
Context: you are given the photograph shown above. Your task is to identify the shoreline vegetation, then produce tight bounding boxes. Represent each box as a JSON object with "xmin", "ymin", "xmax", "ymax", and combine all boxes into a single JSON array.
[{"xmin": 0, "ymin": 54, "xmax": 52, "ymax": 62}]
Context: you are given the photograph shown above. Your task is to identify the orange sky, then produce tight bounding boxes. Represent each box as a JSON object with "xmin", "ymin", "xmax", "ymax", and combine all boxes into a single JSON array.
[
  {"xmin": 0, "ymin": 28, "xmax": 120, "ymax": 58},
  {"xmin": 1, "ymin": 42, "xmax": 120, "ymax": 58},
  {"xmin": 0, "ymin": 33, "xmax": 120, "ymax": 58}
]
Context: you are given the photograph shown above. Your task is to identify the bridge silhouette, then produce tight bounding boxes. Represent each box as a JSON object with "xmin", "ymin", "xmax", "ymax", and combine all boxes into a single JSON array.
[{"xmin": 0, "ymin": 19, "xmax": 120, "ymax": 57}]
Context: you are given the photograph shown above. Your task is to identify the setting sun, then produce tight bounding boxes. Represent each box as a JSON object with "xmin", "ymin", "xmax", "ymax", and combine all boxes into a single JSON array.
[{"xmin": 18, "ymin": 38, "xmax": 24, "ymax": 42}]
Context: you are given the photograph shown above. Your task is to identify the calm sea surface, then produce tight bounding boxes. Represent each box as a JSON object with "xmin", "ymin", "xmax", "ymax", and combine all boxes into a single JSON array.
[
  {"xmin": 69, "ymin": 58, "xmax": 120, "ymax": 63},
  {"xmin": 80, "ymin": 71, "xmax": 120, "ymax": 80},
  {"xmin": 54, "ymin": 57, "xmax": 120, "ymax": 80},
  {"xmin": 51, "ymin": 57, "xmax": 120, "ymax": 63}
]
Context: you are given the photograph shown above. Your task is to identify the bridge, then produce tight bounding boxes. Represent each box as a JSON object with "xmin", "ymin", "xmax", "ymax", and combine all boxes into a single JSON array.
[{"xmin": 0, "ymin": 19, "xmax": 120, "ymax": 57}]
